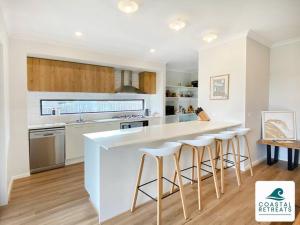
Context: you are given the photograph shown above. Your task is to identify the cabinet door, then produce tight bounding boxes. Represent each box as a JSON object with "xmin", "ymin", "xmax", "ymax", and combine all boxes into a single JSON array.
[
  {"xmin": 28, "ymin": 58, "xmax": 55, "ymax": 91},
  {"xmin": 27, "ymin": 57, "xmax": 36, "ymax": 91},
  {"xmin": 80, "ymin": 64, "xmax": 115, "ymax": 93},
  {"xmin": 27, "ymin": 57, "xmax": 115, "ymax": 93},
  {"xmin": 80, "ymin": 64, "xmax": 97, "ymax": 92},
  {"xmin": 139, "ymin": 72, "xmax": 156, "ymax": 94},
  {"xmin": 52, "ymin": 60, "xmax": 81, "ymax": 92},
  {"xmin": 95, "ymin": 66, "xmax": 115, "ymax": 93},
  {"xmin": 65, "ymin": 122, "xmax": 120, "ymax": 164}
]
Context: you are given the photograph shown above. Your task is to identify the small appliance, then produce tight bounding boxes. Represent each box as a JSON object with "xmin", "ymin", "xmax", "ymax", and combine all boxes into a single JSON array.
[{"xmin": 166, "ymin": 105, "xmax": 175, "ymax": 115}]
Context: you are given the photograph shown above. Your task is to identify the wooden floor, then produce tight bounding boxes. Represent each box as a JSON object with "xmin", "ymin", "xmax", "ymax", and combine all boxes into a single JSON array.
[{"xmin": 0, "ymin": 161, "xmax": 299, "ymax": 225}]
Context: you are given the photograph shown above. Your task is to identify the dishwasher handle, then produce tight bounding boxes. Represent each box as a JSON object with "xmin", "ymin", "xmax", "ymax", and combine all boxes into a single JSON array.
[
  {"xmin": 29, "ymin": 129, "xmax": 65, "ymax": 139},
  {"xmin": 42, "ymin": 133, "xmax": 55, "ymax": 137}
]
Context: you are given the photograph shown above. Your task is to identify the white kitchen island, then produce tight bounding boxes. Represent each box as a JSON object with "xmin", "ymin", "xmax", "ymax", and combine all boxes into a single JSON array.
[{"xmin": 84, "ymin": 120, "xmax": 241, "ymax": 223}]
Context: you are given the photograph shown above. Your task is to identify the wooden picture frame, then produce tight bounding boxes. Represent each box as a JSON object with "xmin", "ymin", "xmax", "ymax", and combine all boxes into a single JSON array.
[
  {"xmin": 210, "ymin": 74, "xmax": 229, "ymax": 100},
  {"xmin": 261, "ymin": 111, "xmax": 297, "ymax": 140}
]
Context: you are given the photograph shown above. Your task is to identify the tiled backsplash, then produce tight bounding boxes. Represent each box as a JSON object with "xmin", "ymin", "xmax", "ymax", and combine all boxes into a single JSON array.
[{"xmin": 40, "ymin": 99, "xmax": 144, "ymax": 115}]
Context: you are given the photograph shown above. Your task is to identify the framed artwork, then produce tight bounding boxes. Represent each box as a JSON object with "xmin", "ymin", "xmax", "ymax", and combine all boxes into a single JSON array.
[
  {"xmin": 210, "ymin": 74, "xmax": 229, "ymax": 100},
  {"xmin": 262, "ymin": 111, "xmax": 297, "ymax": 140}
]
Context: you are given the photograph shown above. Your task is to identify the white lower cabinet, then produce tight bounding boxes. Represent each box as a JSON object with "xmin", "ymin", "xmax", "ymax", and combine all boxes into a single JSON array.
[
  {"xmin": 65, "ymin": 117, "xmax": 161, "ymax": 165},
  {"xmin": 65, "ymin": 122, "xmax": 120, "ymax": 165}
]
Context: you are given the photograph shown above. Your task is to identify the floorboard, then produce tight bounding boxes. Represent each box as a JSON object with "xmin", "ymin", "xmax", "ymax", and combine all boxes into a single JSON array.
[{"xmin": 0, "ymin": 161, "xmax": 299, "ymax": 225}]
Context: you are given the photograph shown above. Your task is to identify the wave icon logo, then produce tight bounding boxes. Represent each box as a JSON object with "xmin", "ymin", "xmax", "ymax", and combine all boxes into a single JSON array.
[{"xmin": 266, "ymin": 188, "xmax": 285, "ymax": 201}]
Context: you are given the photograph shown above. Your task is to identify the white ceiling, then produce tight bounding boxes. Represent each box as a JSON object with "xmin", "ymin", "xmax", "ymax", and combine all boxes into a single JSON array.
[{"xmin": 1, "ymin": 0, "xmax": 300, "ymax": 71}]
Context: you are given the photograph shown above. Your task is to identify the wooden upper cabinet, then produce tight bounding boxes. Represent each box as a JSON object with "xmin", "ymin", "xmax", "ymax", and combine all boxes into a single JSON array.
[
  {"xmin": 27, "ymin": 57, "xmax": 115, "ymax": 93},
  {"xmin": 139, "ymin": 71, "xmax": 156, "ymax": 94},
  {"xmin": 27, "ymin": 57, "xmax": 55, "ymax": 91}
]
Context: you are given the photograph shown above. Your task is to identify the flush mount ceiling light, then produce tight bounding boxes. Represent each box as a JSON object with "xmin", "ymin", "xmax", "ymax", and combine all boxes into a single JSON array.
[
  {"xmin": 169, "ymin": 19, "xmax": 186, "ymax": 31},
  {"xmin": 202, "ymin": 33, "xmax": 218, "ymax": 43},
  {"xmin": 149, "ymin": 48, "xmax": 156, "ymax": 53},
  {"xmin": 75, "ymin": 31, "xmax": 83, "ymax": 37},
  {"xmin": 118, "ymin": 0, "xmax": 139, "ymax": 14}
]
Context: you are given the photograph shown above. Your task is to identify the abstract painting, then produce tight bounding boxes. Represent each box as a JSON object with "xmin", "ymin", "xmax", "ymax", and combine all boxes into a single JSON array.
[
  {"xmin": 210, "ymin": 74, "xmax": 229, "ymax": 100},
  {"xmin": 262, "ymin": 111, "xmax": 296, "ymax": 140}
]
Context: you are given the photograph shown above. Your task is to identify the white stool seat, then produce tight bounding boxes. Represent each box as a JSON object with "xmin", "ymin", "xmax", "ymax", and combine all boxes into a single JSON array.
[
  {"xmin": 139, "ymin": 142, "xmax": 182, "ymax": 157},
  {"xmin": 179, "ymin": 136, "xmax": 214, "ymax": 147},
  {"xmin": 234, "ymin": 128, "xmax": 250, "ymax": 136},
  {"xmin": 208, "ymin": 133, "xmax": 235, "ymax": 140}
]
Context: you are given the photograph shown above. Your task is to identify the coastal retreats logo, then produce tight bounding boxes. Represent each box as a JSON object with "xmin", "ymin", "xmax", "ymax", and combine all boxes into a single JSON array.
[
  {"xmin": 266, "ymin": 188, "xmax": 285, "ymax": 201},
  {"xmin": 255, "ymin": 181, "xmax": 295, "ymax": 222}
]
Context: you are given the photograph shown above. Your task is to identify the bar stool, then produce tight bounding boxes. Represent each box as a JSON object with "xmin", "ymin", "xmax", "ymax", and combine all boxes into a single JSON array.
[
  {"xmin": 234, "ymin": 128, "xmax": 254, "ymax": 176},
  {"xmin": 212, "ymin": 132, "xmax": 241, "ymax": 194},
  {"xmin": 131, "ymin": 142, "xmax": 188, "ymax": 225},
  {"xmin": 172, "ymin": 136, "xmax": 220, "ymax": 210},
  {"xmin": 219, "ymin": 131, "xmax": 240, "ymax": 170},
  {"xmin": 221, "ymin": 129, "xmax": 254, "ymax": 178}
]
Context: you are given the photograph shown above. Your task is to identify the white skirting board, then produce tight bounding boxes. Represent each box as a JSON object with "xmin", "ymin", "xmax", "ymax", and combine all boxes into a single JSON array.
[
  {"xmin": 65, "ymin": 157, "xmax": 84, "ymax": 165},
  {"xmin": 7, "ymin": 172, "xmax": 30, "ymax": 202},
  {"xmin": 241, "ymin": 156, "xmax": 266, "ymax": 172}
]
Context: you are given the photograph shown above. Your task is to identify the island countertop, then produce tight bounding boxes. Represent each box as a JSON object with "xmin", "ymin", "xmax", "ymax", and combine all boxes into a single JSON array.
[{"xmin": 84, "ymin": 120, "xmax": 241, "ymax": 150}]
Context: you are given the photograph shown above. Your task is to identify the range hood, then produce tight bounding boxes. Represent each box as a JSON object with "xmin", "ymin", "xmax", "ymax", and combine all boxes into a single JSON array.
[{"xmin": 115, "ymin": 70, "xmax": 145, "ymax": 94}]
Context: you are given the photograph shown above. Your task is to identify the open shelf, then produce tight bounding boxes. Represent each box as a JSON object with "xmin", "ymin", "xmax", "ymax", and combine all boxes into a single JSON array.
[
  {"xmin": 165, "ymin": 113, "xmax": 196, "ymax": 117},
  {"xmin": 166, "ymin": 97, "xmax": 197, "ymax": 101},
  {"xmin": 166, "ymin": 85, "xmax": 198, "ymax": 90},
  {"xmin": 165, "ymin": 82, "xmax": 198, "ymax": 124}
]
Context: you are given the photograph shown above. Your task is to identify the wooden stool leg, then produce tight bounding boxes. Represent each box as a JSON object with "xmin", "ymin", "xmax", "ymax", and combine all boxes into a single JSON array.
[
  {"xmin": 170, "ymin": 145, "xmax": 183, "ymax": 193},
  {"xmin": 200, "ymin": 147, "xmax": 205, "ymax": 165},
  {"xmin": 155, "ymin": 156, "xmax": 163, "ymax": 225},
  {"xmin": 207, "ymin": 145, "xmax": 220, "ymax": 199},
  {"xmin": 236, "ymin": 136, "xmax": 241, "ymax": 181},
  {"xmin": 230, "ymin": 140, "xmax": 241, "ymax": 186},
  {"xmin": 196, "ymin": 147, "xmax": 203, "ymax": 210},
  {"xmin": 244, "ymin": 136, "xmax": 254, "ymax": 176},
  {"xmin": 225, "ymin": 140, "xmax": 230, "ymax": 168},
  {"xmin": 195, "ymin": 147, "xmax": 205, "ymax": 207},
  {"xmin": 191, "ymin": 148, "xmax": 195, "ymax": 184},
  {"xmin": 173, "ymin": 153, "xmax": 188, "ymax": 220},
  {"xmin": 214, "ymin": 140, "xmax": 220, "ymax": 169},
  {"xmin": 131, "ymin": 154, "xmax": 146, "ymax": 212},
  {"xmin": 219, "ymin": 141, "xmax": 225, "ymax": 194}
]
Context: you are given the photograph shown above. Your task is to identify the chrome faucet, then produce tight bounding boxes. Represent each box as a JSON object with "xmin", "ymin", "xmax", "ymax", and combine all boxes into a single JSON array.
[{"xmin": 77, "ymin": 110, "xmax": 85, "ymax": 123}]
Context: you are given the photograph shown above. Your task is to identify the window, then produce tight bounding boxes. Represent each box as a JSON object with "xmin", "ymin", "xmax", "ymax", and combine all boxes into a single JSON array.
[{"xmin": 40, "ymin": 99, "xmax": 144, "ymax": 115}]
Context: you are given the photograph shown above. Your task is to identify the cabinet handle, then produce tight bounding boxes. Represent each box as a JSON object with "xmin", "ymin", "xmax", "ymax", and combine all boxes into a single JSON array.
[{"xmin": 43, "ymin": 133, "xmax": 54, "ymax": 136}]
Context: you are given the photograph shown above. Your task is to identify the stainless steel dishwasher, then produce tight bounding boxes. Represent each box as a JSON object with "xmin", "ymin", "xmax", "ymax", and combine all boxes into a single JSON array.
[{"xmin": 29, "ymin": 127, "xmax": 65, "ymax": 173}]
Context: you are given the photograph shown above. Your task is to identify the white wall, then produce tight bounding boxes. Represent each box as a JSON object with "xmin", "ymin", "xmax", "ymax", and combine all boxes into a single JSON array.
[
  {"xmin": 0, "ymin": 8, "xmax": 10, "ymax": 205},
  {"xmin": 198, "ymin": 37, "xmax": 247, "ymax": 122},
  {"xmin": 245, "ymin": 38, "xmax": 270, "ymax": 167},
  {"xmin": 198, "ymin": 36, "xmax": 270, "ymax": 168},
  {"xmin": 269, "ymin": 40, "xmax": 300, "ymax": 162},
  {"xmin": 7, "ymin": 38, "xmax": 166, "ymax": 199}
]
